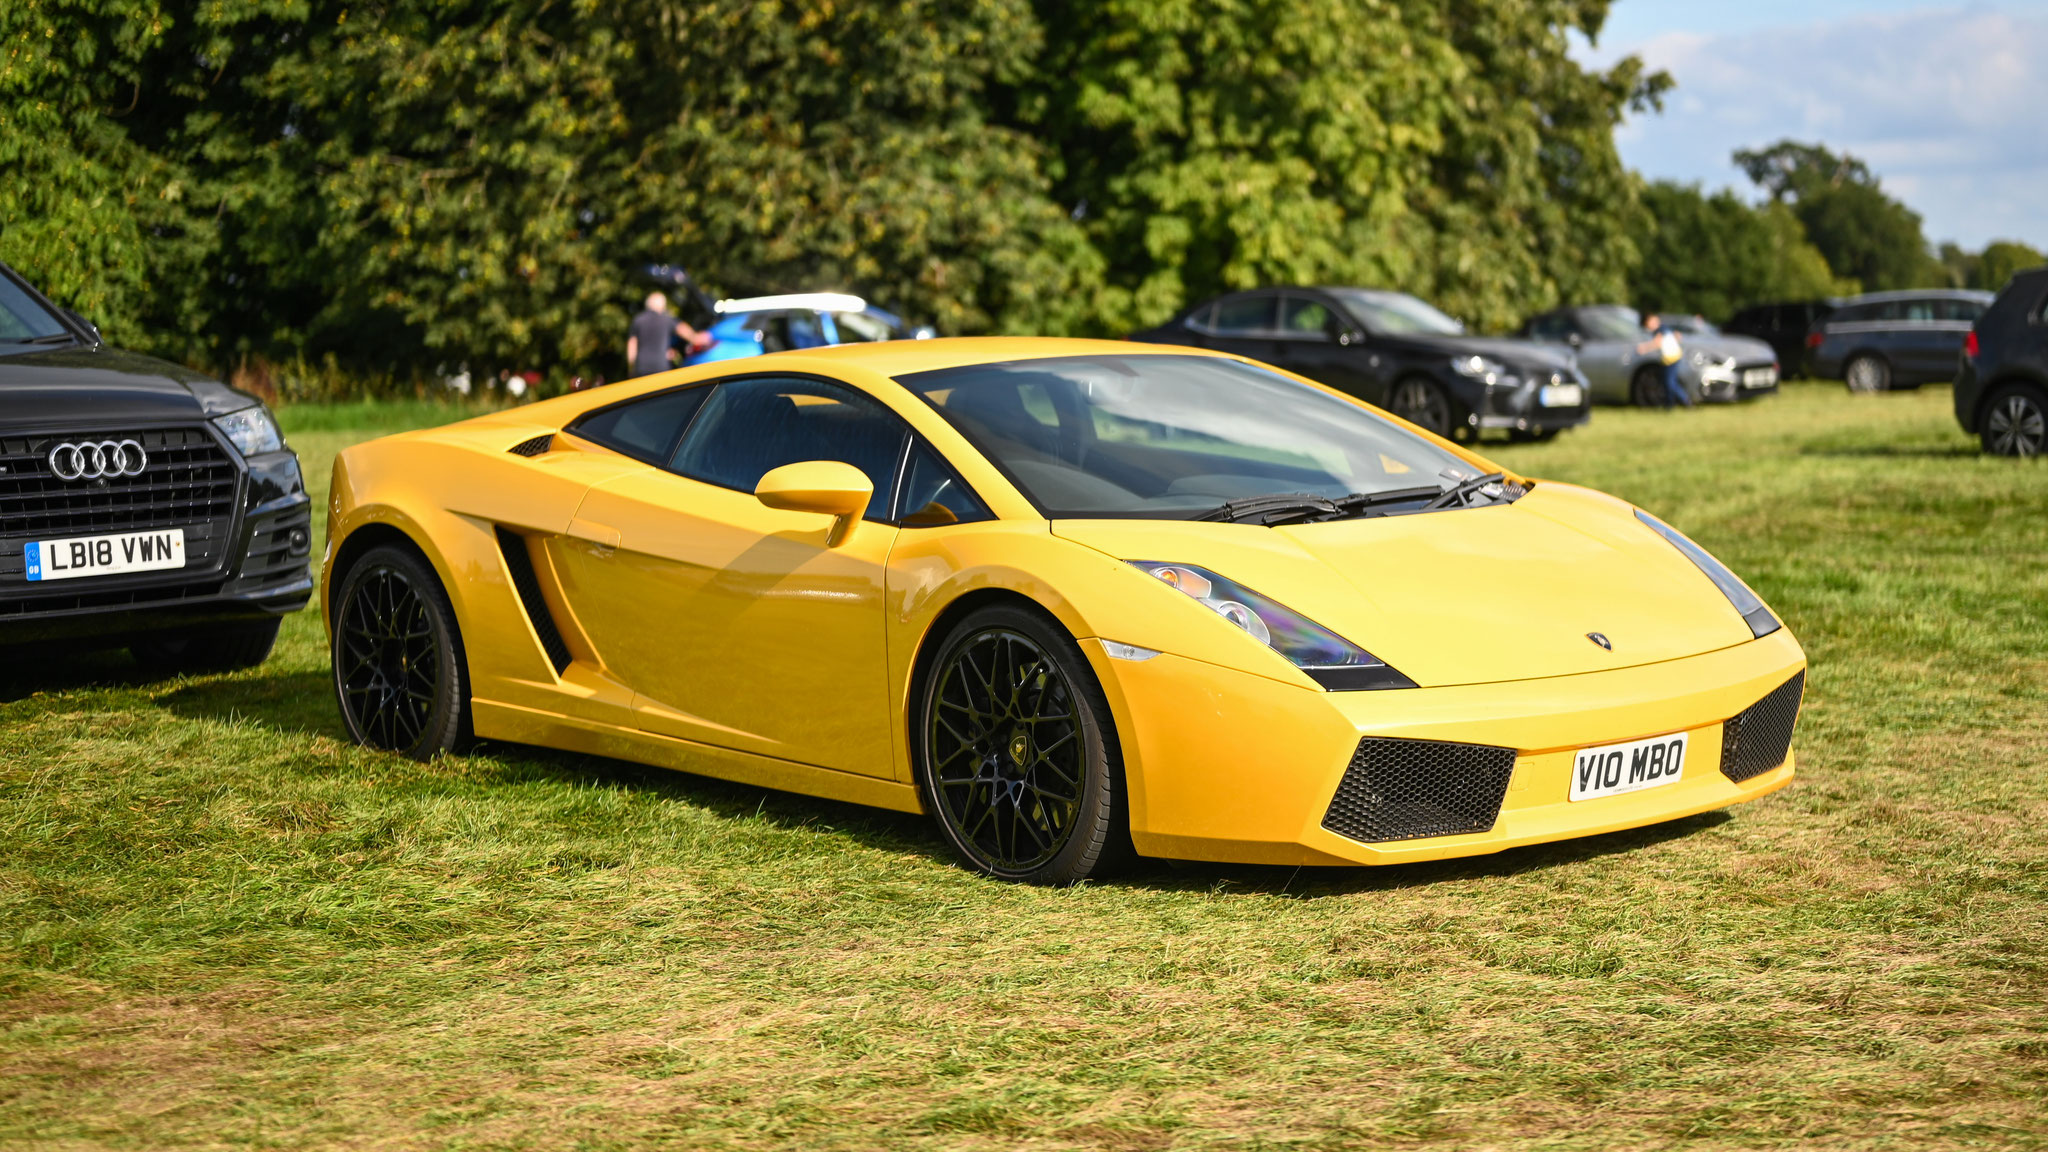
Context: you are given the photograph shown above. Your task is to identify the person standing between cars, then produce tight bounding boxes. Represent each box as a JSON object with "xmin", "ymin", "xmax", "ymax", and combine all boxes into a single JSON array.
[
  {"xmin": 1636, "ymin": 313, "xmax": 1690, "ymax": 409},
  {"xmin": 625, "ymin": 291, "xmax": 710, "ymax": 379}
]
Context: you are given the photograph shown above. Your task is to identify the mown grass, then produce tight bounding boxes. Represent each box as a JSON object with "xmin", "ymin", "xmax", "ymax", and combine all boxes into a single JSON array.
[{"xmin": 3, "ymin": 383, "xmax": 2046, "ymax": 1150}]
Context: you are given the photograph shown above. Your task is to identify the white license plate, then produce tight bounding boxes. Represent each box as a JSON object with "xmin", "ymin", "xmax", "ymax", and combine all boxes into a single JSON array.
[
  {"xmin": 1742, "ymin": 368, "xmax": 1776, "ymax": 388},
  {"xmin": 1569, "ymin": 730, "xmax": 1688, "ymax": 802},
  {"xmin": 25, "ymin": 528, "xmax": 186, "ymax": 582},
  {"xmin": 1539, "ymin": 383, "xmax": 1584, "ymax": 407}
]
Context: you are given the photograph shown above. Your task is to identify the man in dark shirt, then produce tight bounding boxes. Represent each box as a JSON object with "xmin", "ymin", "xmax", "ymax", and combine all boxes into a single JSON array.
[{"xmin": 625, "ymin": 292, "xmax": 709, "ymax": 378}]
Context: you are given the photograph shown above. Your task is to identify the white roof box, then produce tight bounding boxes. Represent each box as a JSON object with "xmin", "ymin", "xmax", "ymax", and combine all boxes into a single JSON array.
[{"xmin": 713, "ymin": 292, "xmax": 867, "ymax": 315}]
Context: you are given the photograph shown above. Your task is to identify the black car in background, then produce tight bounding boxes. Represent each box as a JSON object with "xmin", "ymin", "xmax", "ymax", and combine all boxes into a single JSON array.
[
  {"xmin": 1724, "ymin": 299, "xmax": 1838, "ymax": 377},
  {"xmin": 1129, "ymin": 287, "xmax": 1591, "ymax": 441},
  {"xmin": 1807, "ymin": 289, "xmax": 1993, "ymax": 392},
  {"xmin": 0, "ymin": 262, "xmax": 312, "ymax": 669},
  {"xmin": 1955, "ymin": 266, "xmax": 2048, "ymax": 457}
]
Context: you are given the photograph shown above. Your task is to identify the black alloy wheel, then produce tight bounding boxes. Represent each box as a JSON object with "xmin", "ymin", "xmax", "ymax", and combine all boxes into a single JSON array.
[
  {"xmin": 917, "ymin": 604, "xmax": 1129, "ymax": 885},
  {"xmin": 1982, "ymin": 383, "xmax": 2048, "ymax": 458},
  {"xmin": 1387, "ymin": 377, "xmax": 1455, "ymax": 437},
  {"xmin": 333, "ymin": 544, "xmax": 470, "ymax": 759},
  {"xmin": 1630, "ymin": 365, "xmax": 1667, "ymax": 408},
  {"xmin": 1844, "ymin": 354, "xmax": 1891, "ymax": 394}
]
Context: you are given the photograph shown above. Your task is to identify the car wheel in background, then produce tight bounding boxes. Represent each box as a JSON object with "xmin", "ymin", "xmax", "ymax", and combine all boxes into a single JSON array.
[
  {"xmin": 1630, "ymin": 366, "xmax": 1666, "ymax": 408},
  {"xmin": 1981, "ymin": 383, "xmax": 2048, "ymax": 458},
  {"xmin": 1844, "ymin": 354, "xmax": 1891, "ymax": 393},
  {"xmin": 1387, "ymin": 377, "xmax": 1456, "ymax": 437},
  {"xmin": 131, "ymin": 619, "xmax": 281, "ymax": 675},
  {"xmin": 915, "ymin": 603, "xmax": 1131, "ymax": 885},
  {"xmin": 332, "ymin": 543, "xmax": 471, "ymax": 759}
]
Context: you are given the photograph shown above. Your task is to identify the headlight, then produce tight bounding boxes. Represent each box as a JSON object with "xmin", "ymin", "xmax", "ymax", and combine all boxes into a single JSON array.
[
  {"xmin": 1131, "ymin": 562, "xmax": 1415, "ymax": 690},
  {"xmin": 1635, "ymin": 511, "xmax": 1780, "ymax": 638},
  {"xmin": 1451, "ymin": 355, "xmax": 1507, "ymax": 383},
  {"xmin": 212, "ymin": 406, "xmax": 285, "ymax": 456}
]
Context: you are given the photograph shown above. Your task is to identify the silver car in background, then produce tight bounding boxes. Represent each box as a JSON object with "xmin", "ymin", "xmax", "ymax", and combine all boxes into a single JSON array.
[{"xmin": 1519, "ymin": 305, "xmax": 1780, "ymax": 405}]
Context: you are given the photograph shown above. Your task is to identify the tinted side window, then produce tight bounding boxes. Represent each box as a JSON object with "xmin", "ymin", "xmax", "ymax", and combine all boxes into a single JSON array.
[
  {"xmin": 1900, "ymin": 299, "xmax": 1937, "ymax": 322},
  {"xmin": 1278, "ymin": 295, "xmax": 1333, "ymax": 340},
  {"xmin": 897, "ymin": 443, "xmax": 991, "ymax": 526},
  {"xmin": 569, "ymin": 386, "xmax": 714, "ymax": 463},
  {"xmin": 1182, "ymin": 303, "xmax": 1217, "ymax": 333},
  {"xmin": 1937, "ymin": 299, "xmax": 1984, "ymax": 322},
  {"xmin": 1527, "ymin": 314, "xmax": 1574, "ymax": 342},
  {"xmin": 670, "ymin": 376, "xmax": 908, "ymax": 519},
  {"xmin": 1211, "ymin": 294, "xmax": 1278, "ymax": 336}
]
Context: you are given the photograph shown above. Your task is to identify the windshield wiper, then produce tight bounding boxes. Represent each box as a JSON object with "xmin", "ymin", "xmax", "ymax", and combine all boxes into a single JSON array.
[
  {"xmin": 0, "ymin": 333, "xmax": 78, "ymax": 346},
  {"xmin": 1422, "ymin": 471, "xmax": 1522, "ymax": 511},
  {"xmin": 1195, "ymin": 485, "xmax": 1446, "ymax": 526}
]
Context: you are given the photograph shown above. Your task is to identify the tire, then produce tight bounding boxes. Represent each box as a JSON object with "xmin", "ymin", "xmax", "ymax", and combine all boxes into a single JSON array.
[
  {"xmin": 914, "ymin": 603, "xmax": 1131, "ymax": 885},
  {"xmin": 1844, "ymin": 354, "xmax": 1891, "ymax": 393},
  {"xmin": 1981, "ymin": 383, "xmax": 2048, "ymax": 458},
  {"xmin": 331, "ymin": 543, "xmax": 470, "ymax": 759},
  {"xmin": 130, "ymin": 618, "xmax": 281, "ymax": 675},
  {"xmin": 1386, "ymin": 376, "xmax": 1458, "ymax": 438},
  {"xmin": 1630, "ymin": 366, "xmax": 1667, "ymax": 408}
]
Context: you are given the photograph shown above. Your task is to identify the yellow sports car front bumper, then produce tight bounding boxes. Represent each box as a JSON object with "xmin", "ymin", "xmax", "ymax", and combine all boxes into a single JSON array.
[{"xmin": 1091, "ymin": 627, "xmax": 1805, "ymax": 866}]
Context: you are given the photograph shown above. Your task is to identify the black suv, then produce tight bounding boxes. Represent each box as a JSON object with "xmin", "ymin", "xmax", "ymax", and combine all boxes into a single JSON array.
[
  {"xmin": 0, "ymin": 262, "xmax": 312, "ymax": 668},
  {"xmin": 1724, "ymin": 299, "xmax": 1838, "ymax": 377},
  {"xmin": 1955, "ymin": 266, "xmax": 2048, "ymax": 457},
  {"xmin": 1129, "ymin": 287, "xmax": 1591, "ymax": 441},
  {"xmin": 1807, "ymin": 289, "xmax": 1993, "ymax": 392}
]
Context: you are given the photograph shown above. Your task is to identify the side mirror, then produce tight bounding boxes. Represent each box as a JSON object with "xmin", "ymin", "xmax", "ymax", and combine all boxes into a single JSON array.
[
  {"xmin": 754, "ymin": 460, "xmax": 873, "ymax": 546},
  {"xmin": 1566, "ymin": 332, "xmax": 1583, "ymax": 348}
]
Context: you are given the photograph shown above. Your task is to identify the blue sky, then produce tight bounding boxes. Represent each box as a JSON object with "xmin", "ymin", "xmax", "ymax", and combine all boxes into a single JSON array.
[{"xmin": 1576, "ymin": 2, "xmax": 2048, "ymax": 250}]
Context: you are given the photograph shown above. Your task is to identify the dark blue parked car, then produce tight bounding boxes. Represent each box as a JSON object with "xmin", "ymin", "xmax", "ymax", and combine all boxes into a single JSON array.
[{"xmin": 1807, "ymin": 289, "xmax": 1992, "ymax": 392}]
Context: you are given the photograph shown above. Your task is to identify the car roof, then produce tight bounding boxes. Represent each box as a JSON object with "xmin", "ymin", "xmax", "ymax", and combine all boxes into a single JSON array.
[
  {"xmin": 714, "ymin": 292, "xmax": 867, "ymax": 314},
  {"xmin": 1840, "ymin": 288, "xmax": 1994, "ymax": 304},
  {"xmin": 761, "ymin": 336, "xmax": 1218, "ymax": 377}
]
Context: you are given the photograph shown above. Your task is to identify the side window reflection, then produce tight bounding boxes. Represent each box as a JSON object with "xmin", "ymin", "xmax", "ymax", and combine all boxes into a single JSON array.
[
  {"xmin": 898, "ymin": 443, "xmax": 991, "ymax": 527},
  {"xmin": 669, "ymin": 376, "xmax": 908, "ymax": 519}
]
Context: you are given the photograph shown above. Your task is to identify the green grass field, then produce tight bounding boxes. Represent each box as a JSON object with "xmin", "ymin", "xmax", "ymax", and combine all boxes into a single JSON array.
[{"xmin": 4, "ymin": 385, "xmax": 2046, "ymax": 1150}]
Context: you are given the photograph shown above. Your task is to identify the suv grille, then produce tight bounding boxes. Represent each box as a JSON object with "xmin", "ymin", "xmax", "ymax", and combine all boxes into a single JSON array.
[
  {"xmin": 1720, "ymin": 671, "xmax": 1805, "ymax": 783},
  {"xmin": 1323, "ymin": 737, "xmax": 1518, "ymax": 844},
  {"xmin": 0, "ymin": 427, "xmax": 241, "ymax": 598}
]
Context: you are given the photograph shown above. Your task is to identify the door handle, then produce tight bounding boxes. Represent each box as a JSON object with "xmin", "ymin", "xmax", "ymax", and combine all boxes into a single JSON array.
[{"xmin": 566, "ymin": 517, "xmax": 621, "ymax": 552}]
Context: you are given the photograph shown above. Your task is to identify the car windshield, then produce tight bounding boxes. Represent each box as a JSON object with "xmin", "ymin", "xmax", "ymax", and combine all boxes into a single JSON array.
[
  {"xmin": 1579, "ymin": 307, "xmax": 1644, "ymax": 341},
  {"xmin": 1326, "ymin": 289, "xmax": 1465, "ymax": 336},
  {"xmin": 899, "ymin": 354, "xmax": 1476, "ymax": 519},
  {"xmin": 0, "ymin": 272, "xmax": 69, "ymax": 343}
]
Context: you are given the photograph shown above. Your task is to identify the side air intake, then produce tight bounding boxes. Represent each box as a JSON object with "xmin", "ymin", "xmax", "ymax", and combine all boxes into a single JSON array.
[
  {"xmin": 494, "ymin": 526, "xmax": 572, "ymax": 674},
  {"xmin": 508, "ymin": 433, "xmax": 553, "ymax": 457},
  {"xmin": 1720, "ymin": 671, "xmax": 1804, "ymax": 783},
  {"xmin": 1322, "ymin": 738, "xmax": 1517, "ymax": 843}
]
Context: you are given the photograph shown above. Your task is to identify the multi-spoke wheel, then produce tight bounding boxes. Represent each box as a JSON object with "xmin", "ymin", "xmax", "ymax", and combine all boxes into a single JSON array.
[
  {"xmin": 1387, "ymin": 377, "xmax": 1456, "ymax": 437},
  {"xmin": 1982, "ymin": 383, "xmax": 2048, "ymax": 458},
  {"xmin": 916, "ymin": 604, "xmax": 1129, "ymax": 884},
  {"xmin": 332, "ymin": 544, "xmax": 469, "ymax": 759},
  {"xmin": 1844, "ymin": 354, "xmax": 1891, "ymax": 393}
]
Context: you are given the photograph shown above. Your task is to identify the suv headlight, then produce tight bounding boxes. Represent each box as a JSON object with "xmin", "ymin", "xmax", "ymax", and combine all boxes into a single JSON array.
[
  {"xmin": 1635, "ymin": 510, "xmax": 1780, "ymax": 638},
  {"xmin": 212, "ymin": 406, "xmax": 285, "ymax": 457},
  {"xmin": 1130, "ymin": 562, "xmax": 1415, "ymax": 690}
]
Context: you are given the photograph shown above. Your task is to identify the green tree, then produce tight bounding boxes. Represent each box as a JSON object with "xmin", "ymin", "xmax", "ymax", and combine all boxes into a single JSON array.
[
  {"xmin": 1629, "ymin": 181, "xmax": 1852, "ymax": 319},
  {"xmin": 1734, "ymin": 139, "xmax": 1938, "ymax": 291},
  {"xmin": 1972, "ymin": 240, "xmax": 2045, "ymax": 291},
  {"xmin": 1007, "ymin": 0, "xmax": 1667, "ymax": 334}
]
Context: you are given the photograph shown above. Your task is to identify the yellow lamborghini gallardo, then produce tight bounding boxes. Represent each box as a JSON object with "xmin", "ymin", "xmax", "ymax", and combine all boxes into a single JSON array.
[{"xmin": 323, "ymin": 339, "xmax": 1805, "ymax": 883}]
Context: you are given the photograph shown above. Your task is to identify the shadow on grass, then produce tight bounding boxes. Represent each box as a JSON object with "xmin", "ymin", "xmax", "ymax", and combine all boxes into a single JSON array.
[
  {"xmin": 0, "ymin": 645, "xmax": 163, "ymax": 704},
  {"xmin": 1798, "ymin": 442, "xmax": 1978, "ymax": 458},
  {"xmin": 155, "ymin": 669, "xmax": 348, "ymax": 738},
  {"xmin": 451, "ymin": 736, "xmax": 1733, "ymax": 893}
]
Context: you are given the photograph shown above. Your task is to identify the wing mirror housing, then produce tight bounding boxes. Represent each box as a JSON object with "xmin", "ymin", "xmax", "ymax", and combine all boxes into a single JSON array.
[
  {"xmin": 754, "ymin": 460, "xmax": 873, "ymax": 546},
  {"xmin": 1566, "ymin": 331, "xmax": 1583, "ymax": 348}
]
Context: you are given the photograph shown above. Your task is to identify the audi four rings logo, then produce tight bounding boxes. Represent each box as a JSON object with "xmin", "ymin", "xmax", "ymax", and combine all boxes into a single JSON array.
[{"xmin": 49, "ymin": 440, "xmax": 149, "ymax": 482}]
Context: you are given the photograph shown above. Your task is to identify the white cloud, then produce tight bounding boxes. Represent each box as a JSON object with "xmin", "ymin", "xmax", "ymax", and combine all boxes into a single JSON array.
[{"xmin": 1599, "ymin": 4, "xmax": 2048, "ymax": 249}]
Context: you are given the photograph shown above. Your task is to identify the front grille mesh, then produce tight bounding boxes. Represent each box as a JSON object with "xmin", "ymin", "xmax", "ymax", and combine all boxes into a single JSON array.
[
  {"xmin": 0, "ymin": 427, "xmax": 237, "ymax": 537},
  {"xmin": 1720, "ymin": 671, "xmax": 1805, "ymax": 782},
  {"xmin": 1323, "ymin": 737, "xmax": 1518, "ymax": 844}
]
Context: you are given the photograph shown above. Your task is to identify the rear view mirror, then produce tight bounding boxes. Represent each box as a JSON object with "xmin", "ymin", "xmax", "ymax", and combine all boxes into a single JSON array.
[{"xmin": 754, "ymin": 460, "xmax": 873, "ymax": 546}]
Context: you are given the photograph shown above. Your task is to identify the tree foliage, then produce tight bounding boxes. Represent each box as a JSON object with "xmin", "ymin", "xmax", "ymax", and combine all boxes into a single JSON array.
[
  {"xmin": 1629, "ymin": 181, "xmax": 1853, "ymax": 319},
  {"xmin": 1735, "ymin": 139, "xmax": 1938, "ymax": 292},
  {"xmin": 4, "ymin": 0, "xmax": 1672, "ymax": 377}
]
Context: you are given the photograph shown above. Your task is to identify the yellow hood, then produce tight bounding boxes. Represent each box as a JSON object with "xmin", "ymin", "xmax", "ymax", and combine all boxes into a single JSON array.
[{"xmin": 1053, "ymin": 483, "xmax": 1760, "ymax": 688}]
